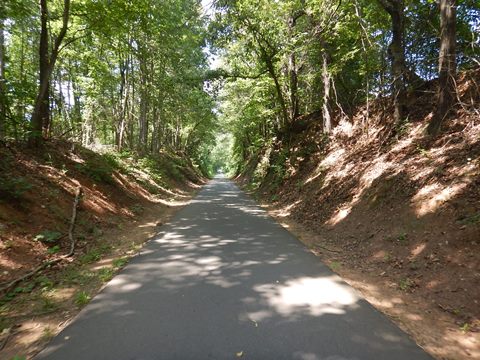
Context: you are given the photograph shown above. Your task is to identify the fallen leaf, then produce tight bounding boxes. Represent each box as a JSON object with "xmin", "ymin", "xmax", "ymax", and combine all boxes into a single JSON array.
[{"xmin": 236, "ymin": 351, "xmax": 243, "ymax": 357}]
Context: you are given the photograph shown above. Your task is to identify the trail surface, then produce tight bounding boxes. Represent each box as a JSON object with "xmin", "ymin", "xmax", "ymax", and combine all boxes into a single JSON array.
[{"xmin": 37, "ymin": 177, "xmax": 432, "ymax": 360}]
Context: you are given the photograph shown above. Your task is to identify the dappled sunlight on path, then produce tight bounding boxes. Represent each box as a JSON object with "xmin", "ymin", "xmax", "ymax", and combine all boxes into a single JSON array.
[{"xmin": 37, "ymin": 177, "xmax": 432, "ymax": 360}]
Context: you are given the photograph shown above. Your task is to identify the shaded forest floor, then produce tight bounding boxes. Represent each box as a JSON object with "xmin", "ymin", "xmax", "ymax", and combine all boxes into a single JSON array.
[
  {"xmin": 0, "ymin": 142, "xmax": 204, "ymax": 358},
  {"xmin": 239, "ymin": 69, "xmax": 480, "ymax": 360}
]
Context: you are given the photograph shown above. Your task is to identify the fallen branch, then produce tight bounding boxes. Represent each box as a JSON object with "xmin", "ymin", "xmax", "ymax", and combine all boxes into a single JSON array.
[
  {"xmin": 67, "ymin": 187, "xmax": 83, "ymax": 257},
  {"xmin": 0, "ymin": 186, "xmax": 83, "ymax": 295},
  {"xmin": 0, "ymin": 259, "xmax": 62, "ymax": 294}
]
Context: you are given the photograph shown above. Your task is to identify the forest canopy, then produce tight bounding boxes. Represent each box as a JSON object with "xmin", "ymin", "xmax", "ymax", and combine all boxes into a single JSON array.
[{"xmin": 0, "ymin": 0, "xmax": 479, "ymax": 173}]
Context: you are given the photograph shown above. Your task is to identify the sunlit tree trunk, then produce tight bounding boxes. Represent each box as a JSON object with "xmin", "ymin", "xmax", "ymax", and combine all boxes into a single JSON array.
[
  {"xmin": 427, "ymin": 0, "xmax": 456, "ymax": 135},
  {"xmin": 322, "ymin": 51, "xmax": 332, "ymax": 133},
  {"xmin": 378, "ymin": 0, "xmax": 407, "ymax": 125}
]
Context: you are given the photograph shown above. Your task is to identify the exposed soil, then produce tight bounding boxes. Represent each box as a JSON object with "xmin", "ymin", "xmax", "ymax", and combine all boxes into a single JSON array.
[
  {"xmin": 0, "ymin": 141, "xmax": 203, "ymax": 359},
  {"xmin": 240, "ymin": 69, "xmax": 480, "ymax": 360}
]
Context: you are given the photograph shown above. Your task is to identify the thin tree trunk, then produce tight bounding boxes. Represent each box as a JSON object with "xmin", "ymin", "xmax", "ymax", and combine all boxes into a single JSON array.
[
  {"xmin": 264, "ymin": 54, "xmax": 289, "ymax": 129},
  {"xmin": 15, "ymin": 29, "xmax": 25, "ymax": 141},
  {"xmin": 0, "ymin": 15, "xmax": 6, "ymax": 141},
  {"xmin": 288, "ymin": 52, "xmax": 299, "ymax": 120},
  {"xmin": 287, "ymin": 13, "xmax": 302, "ymax": 120},
  {"xmin": 322, "ymin": 51, "xmax": 332, "ymax": 133},
  {"xmin": 378, "ymin": 0, "xmax": 407, "ymax": 125},
  {"xmin": 138, "ymin": 50, "xmax": 148, "ymax": 154},
  {"xmin": 427, "ymin": 0, "xmax": 457, "ymax": 135}
]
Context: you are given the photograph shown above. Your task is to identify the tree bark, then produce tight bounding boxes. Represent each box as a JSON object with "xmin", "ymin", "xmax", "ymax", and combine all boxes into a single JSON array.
[
  {"xmin": 427, "ymin": 0, "xmax": 456, "ymax": 135},
  {"xmin": 138, "ymin": 52, "xmax": 149, "ymax": 154},
  {"xmin": 322, "ymin": 51, "xmax": 332, "ymax": 133},
  {"xmin": 29, "ymin": 0, "xmax": 71, "ymax": 146},
  {"xmin": 0, "ymin": 15, "xmax": 6, "ymax": 141},
  {"xmin": 287, "ymin": 12, "xmax": 304, "ymax": 121},
  {"xmin": 378, "ymin": 0, "xmax": 407, "ymax": 125},
  {"xmin": 263, "ymin": 51, "xmax": 289, "ymax": 130}
]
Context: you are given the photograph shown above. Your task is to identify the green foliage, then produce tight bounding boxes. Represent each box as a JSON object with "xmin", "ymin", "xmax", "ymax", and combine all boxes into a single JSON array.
[
  {"xmin": 74, "ymin": 291, "xmax": 91, "ymax": 307},
  {"xmin": 1, "ymin": 283, "xmax": 35, "ymax": 305},
  {"xmin": 0, "ymin": 177, "xmax": 32, "ymax": 200},
  {"xmin": 112, "ymin": 257, "xmax": 128, "ymax": 268},
  {"xmin": 41, "ymin": 327, "xmax": 55, "ymax": 341},
  {"xmin": 47, "ymin": 245, "xmax": 61, "ymax": 255},
  {"xmin": 39, "ymin": 296, "xmax": 58, "ymax": 313},
  {"xmin": 62, "ymin": 268, "xmax": 96, "ymax": 286},
  {"xmin": 399, "ymin": 278, "xmax": 415, "ymax": 292},
  {"xmin": 36, "ymin": 276, "xmax": 54, "ymax": 291},
  {"xmin": 11, "ymin": 356, "xmax": 27, "ymax": 360},
  {"xmin": 458, "ymin": 212, "xmax": 480, "ymax": 225},
  {"xmin": 396, "ymin": 232, "xmax": 408, "ymax": 244},
  {"xmin": 130, "ymin": 204, "xmax": 144, "ymax": 215},
  {"xmin": 97, "ymin": 267, "xmax": 114, "ymax": 282},
  {"xmin": 34, "ymin": 230, "xmax": 62, "ymax": 244},
  {"xmin": 460, "ymin": 323, "xmax": 471, "ymax": 333},
  {"xmin": 329, "ymin": 261, "xmax": 342, "ymax": 271},
  {"xmin": 79, "ymin": 245, "xmax": 111, "ymax": 264},
  {"xmin": 75, "ymin": 159, "xmax": 115, "ymax": 185}
]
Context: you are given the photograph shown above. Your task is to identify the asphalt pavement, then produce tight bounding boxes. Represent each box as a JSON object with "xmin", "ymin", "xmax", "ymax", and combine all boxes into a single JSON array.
[{"xmin": 36, "ymin": 176, "xmax": 433, "ymax": 360}]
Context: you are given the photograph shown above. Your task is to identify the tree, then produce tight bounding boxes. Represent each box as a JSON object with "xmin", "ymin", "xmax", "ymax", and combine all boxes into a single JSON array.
[
  {"xmin": 377, "ymin": 0, "xmax": 407, "ymax": 125},
  {"xmin": 29, "ymin": 0, "xmax": 71, "ymax": 146},
  {"xmin": 0, "ymin": 13, "xmax": 6, "ymax": 141},
  {"xmin": 427, "ymin": 0, "xmax": 457, "ymax": 135}
]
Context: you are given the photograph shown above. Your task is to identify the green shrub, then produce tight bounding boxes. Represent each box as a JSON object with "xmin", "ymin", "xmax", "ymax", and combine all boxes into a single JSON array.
[
  {"xmin": 74, "ymin": 291, "xmax": 91, "ymax": 307},
  {"xmin": 0, "ymin": 176, "xmax": 32, "ymax": 199},
  {"xmin": 97, "ymin": 267, "xmax": 114, "ymax": 282},
  {"xmin": 75, "ymin": 159, "xmax": 115, "ymax": 184},
  {"xmin": 34, "ymin": 230, "xmax": 62, "ymax": 244}
]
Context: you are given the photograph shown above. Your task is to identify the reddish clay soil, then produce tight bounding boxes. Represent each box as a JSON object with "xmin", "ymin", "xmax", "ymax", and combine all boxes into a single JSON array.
[
  {"xmin": 0, "ymin": 141, "xmax": 203, "ymax": 358},
  {"xmin": 242, "ymin": 69, "xmax": 480, "ymax": 360},
  {"xmin": 0, "ymin": 141, "xmax": 201, "ymax": 284}
]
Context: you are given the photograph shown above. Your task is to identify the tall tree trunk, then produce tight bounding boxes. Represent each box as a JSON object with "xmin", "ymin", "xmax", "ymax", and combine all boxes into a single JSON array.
[
  {"xmin": 0, "ymin": 15, "xmax": 6, "ymax": 141},
  {"xmin": 322, "ymin": 51, "xmax": 332, "ymax": 133},
  {"xmin": 138, "ymin": 54, "xmax": 148, "ymax": 154},
  {"xmin": 287, "ymin": 12, "xmax": 303, "ymax": 121},
  {"xmin": 263, "ymin": 53, "xmax": 289, "ymax": 129},
  {"xmin": 378, "ymin": 0, "xmax": 407, "ymax": 125},
  {"xmin": 427, "ymin": 0, "xmax": 457, "ymax": 135},
  {"xmin": 29, "ymin": 0, "xmax": 71, "ymax": 147},
  {"xmin": 288, "ymin": 52, "xmax": 299, "ymax": 120},
  {"xmin": 30, "ymin": 0, "xmax": 50, "ymax": 145}
]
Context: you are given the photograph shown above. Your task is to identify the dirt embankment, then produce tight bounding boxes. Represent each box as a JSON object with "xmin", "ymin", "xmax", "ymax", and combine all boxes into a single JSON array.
[
  {"xmin": 239, "ymin": 69, "xmax": 480, "ymax": 360},
  {"xmin": 0, "ymin": 141, "xmax": 204, "ymax": 358}
]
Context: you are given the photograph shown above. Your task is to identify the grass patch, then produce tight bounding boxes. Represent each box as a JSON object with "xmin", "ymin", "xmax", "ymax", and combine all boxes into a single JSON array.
[
  {"xmin": 0, "ymin": 176, "xmax": 32, "ymax": 200},
  {"xmin": 62, "ymin": 268, "xmax": 96, "ymax": 286},
  {"xmin": 399, "ymin": 277, "xmax": 415, "ymax": 291},
  {"xmin": 38, "ymin": 295, "xmax": 59, "ymax": 313},
  {"xmin": 41, "ymin": 327, "xmax": 55, "ymax": 341},
  {"xmin": 112, "ymin": 257, "xmax": 128, "ymax": 268},
  {"xmin": 97, "ymin": 267, "xmax": 114, "ymax": 282},
  {"xmin": 74, "ymin": 291, "xmax": 91, "ymax": 307},
  {"xmin": 329, "ymin": 261, "xmax": 341, "ymax": 271}
]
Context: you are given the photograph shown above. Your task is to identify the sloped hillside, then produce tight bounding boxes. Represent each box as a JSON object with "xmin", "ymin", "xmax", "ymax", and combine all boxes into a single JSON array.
[
  {"xmin": 0, "ymin": 141, "xmax": 204, "ymax": 358},
  {"xmin": 239, "ymin": 69, "xmax": 480, "ymax": 360}
]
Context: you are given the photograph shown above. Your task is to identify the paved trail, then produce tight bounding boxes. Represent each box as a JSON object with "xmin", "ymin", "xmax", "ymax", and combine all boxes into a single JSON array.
[{"xmin": 37, "ymin": 177, "xmax": 432, "ymax": 360}]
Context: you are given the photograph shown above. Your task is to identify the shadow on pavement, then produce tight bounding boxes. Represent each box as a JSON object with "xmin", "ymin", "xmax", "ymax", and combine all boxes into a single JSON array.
[{"xmin": 37, "ymin": 177, "xmax": 433, "ymax": 360}]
